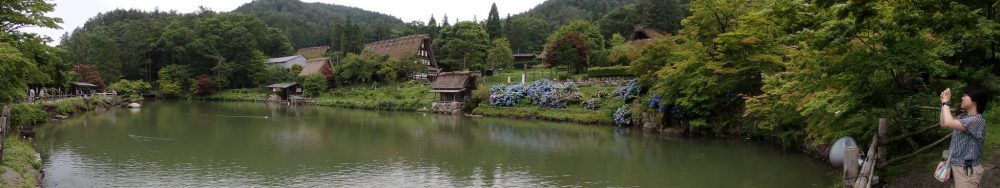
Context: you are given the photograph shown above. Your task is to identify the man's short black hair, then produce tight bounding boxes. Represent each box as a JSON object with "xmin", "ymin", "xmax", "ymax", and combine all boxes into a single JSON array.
[{"xmin": 963, "ymin": 85, "xmax": 992, "ymax": 113}]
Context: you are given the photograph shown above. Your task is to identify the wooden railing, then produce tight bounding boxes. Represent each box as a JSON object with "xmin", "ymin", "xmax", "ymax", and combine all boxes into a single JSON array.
[
  {"xmin": 842, "ymin": 115, "xmax": 953, "ymax": 188},
  {"xmin": 843, "ymin": 118, "xmax": 887, "ymax": 188}
]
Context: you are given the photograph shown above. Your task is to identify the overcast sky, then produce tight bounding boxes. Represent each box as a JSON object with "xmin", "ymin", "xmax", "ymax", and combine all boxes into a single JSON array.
[{"xmin": 22, "ymin": 0, "xmax": 546, "ymax": 46}]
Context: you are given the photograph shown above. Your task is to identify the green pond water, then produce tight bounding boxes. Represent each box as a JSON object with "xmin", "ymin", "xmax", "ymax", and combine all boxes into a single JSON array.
[{"xmin": 35, "ymin": 101, "xmax": 832, "ymax": 187}]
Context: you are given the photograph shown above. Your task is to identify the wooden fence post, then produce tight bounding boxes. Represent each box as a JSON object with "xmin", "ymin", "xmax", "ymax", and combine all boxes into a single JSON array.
[
  {"xmin": 878, "ymin": 118, "xmax": 888, "ymax": 167},
  {"xmin": 0, "ymin": 105, "xmax": 9, "ymax": 162},
  {"xmin": 843, "ymin": 146, "xmax": 859, "ymax": 187}
]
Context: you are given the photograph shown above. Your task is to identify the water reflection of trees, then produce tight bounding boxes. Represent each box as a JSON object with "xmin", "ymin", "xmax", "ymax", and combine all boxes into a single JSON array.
[{"xmin": 35, "ymin": 101, "xmax": 832, "ymax": 187}]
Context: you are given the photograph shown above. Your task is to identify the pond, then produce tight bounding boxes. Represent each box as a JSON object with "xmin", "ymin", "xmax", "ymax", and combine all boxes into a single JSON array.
[{"xmin": 35, "ymin": 101, "xmax": 832, "ymax": 187}]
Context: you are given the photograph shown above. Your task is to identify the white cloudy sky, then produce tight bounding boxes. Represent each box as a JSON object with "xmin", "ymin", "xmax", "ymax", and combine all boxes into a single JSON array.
[{"xmin": 22, "ymin": 0, "xmax": 546, "ymax": 46}]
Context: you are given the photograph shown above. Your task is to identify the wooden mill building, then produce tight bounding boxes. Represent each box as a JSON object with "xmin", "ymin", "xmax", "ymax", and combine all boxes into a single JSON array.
[{"xmin": 429, "ymin": 72, "xmax": 478, "ymax": 114}]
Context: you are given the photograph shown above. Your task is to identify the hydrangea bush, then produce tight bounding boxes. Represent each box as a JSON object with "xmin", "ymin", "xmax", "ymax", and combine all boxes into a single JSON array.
[
  {"xmin": 614, "ymin": 105, "xmax": 631, "ymax": 126},
  {"xmin": 582, "ymin": 98, "xmax": 599, "ymax": 110},
  {"xmin": 489, "ymin": 79, "xmax": 581, "ymax": 109},
  {"xmin": 614, "ymin": 79, "xmax": 642, "ymax": 103}
]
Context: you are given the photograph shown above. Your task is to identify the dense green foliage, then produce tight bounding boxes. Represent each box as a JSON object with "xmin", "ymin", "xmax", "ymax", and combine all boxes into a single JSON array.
[
  {"xmin": 108, "ymin": 79, "xmax": 151, "ymax": 101},
  {"xmin": 586, "ymin": 66, "xmax": 631, "ymax": 78},
  {"xmin": 504, "ymin": 16, "xmax": 550, "ymax": 53},
  {"xmin": 0, "ymin": 0, "xmax": 65, "ymax": 103},
  {"xmin": 486, "ymin": 38, "xmax": 515, "ymax": 70},
  {"xmin": 330, "ymin": 16, "xmax": 364, "ymax": 56},
  {"xmin": 302, "ymin": 74, "xmax": 327, "ymax": 97},
  {"xmin": 616, "ymin": 0, "xmax": 1000, "ymax": 145},
  {"xmin": 234, "ymin": 0, "xmax": 405, "ymax": 48},
  {"xmin": 543, "ymin": 20, "xmax": 605, "ymax": 73},
  {"xmin": 61, "ymin": 9, "xmax": 292, "ymax": 88},
  {"xmin": 156, "ymin": 64, "xmax": 192, "ymax": 98},
  {"xmin": 434, "ymin": 21, "xmax": 491, "ymax": 71}
]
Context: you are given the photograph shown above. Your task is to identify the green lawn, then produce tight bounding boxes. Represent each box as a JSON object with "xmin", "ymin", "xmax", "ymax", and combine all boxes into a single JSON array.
[{"xmin": 313, "ymin": 82, "xmax": 436, "ymax": 111}]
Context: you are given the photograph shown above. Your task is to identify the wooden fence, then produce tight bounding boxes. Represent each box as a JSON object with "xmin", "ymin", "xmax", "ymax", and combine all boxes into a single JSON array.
[{"xmin": 842, "ymin": 116, "xmax": 953, "ymax": 188}]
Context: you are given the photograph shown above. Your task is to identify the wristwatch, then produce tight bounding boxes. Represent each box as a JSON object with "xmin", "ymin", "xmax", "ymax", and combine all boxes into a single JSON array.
[{"xmin": 942, "ymin": 101, "xmax": 950, "ymax": 107}]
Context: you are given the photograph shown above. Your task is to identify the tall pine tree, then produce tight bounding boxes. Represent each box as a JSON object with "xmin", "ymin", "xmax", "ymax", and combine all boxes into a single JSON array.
[
  {"xmin": 485, "ymin": 3, "xmax": 503, "ymax": 39},
  {"xmin": 427, "ymin": 14, "xmax": 438, "ymax": 37},
  {"xmin": 442, "ymin": 14, "xmax": 451, "ymax": 27},
  {"xmin": 331, "ymin": 16, "xmax": 364, "ymax": 56}
]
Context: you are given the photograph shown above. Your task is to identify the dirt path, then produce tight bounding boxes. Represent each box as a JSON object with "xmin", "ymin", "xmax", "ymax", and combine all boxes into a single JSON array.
[{"xmin": 889, "ymin": 148, "xmax": 999, "ymax": 188}]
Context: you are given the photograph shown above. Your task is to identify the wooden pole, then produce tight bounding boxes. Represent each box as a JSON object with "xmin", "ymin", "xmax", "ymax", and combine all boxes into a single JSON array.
[
  {"xmin": 843, "ymin": 146, "xmax": 859, "ymax": 187},
  {"xmin": 877, "ymin": 118, "xmax": 888, "ymax": 166},
  {"xmin": 854, "ymin": 130, "xmax": 880, "ymax": 188},
  {"xmin": 0, "ymin": 105, "xmax": 8, "ymax": 162}
]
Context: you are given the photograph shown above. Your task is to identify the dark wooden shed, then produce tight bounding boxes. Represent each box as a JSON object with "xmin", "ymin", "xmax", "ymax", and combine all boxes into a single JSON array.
[
  {"xmin": 430, "ymin": 72, "xmax": 477, "ymax": 102},
  {"xmin": 266, "ymin": 82, "xmax": 302, "ymax": 101}
]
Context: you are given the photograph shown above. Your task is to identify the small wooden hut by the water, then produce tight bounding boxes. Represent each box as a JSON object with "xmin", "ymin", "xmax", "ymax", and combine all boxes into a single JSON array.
[
  {"xmin": 430, "ymin": 72, "xmax": 477, "ymax": 102},
  {"xmin": 429, "ymin": 72, "xmax": 477, "ymax": 114},
  {"xmin": 266, "ymin": 82, "xmax": 302, "ymax": 101}
]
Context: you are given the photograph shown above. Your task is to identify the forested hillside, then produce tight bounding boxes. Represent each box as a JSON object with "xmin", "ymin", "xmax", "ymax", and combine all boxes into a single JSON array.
[{"xmin": 233, "ymin": 0, "xmax": 406, "ymax": 48}]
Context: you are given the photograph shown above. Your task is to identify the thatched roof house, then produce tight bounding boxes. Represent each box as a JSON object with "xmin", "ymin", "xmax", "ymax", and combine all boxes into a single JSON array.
[
  {"xmin": 299, "ymin": 58, "xmax": 331, "ymax": 77},
  {"xmin": 627, "ymin": 25, "xmax": 666, "ymax": 49},
  {"xmin": 297, "ymin": 46, "xmax": 330, "ymax": 60},
  {"xmin": 268, "ymin": 55, "xmax": 308, "ymax": 69},
  {"xmin": 430, "ymin": 72, "xmax": 477, "ymax": 102},
  {"xmin": 362, "ymin": 35, "xmax": 438, "ymax": 69}
]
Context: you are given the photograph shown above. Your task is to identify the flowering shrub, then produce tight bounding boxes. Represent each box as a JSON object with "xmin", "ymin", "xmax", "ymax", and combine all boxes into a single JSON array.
[
  {"xmin": 583, "ymin": 98, "xmax": 599, "ymax": 110},
  {"xmin": 614, "ymin": 105, "xmax": 631, "ymax": 126},
  {"xmin": 489, "ymin": 79, "xmax": 579, "ymax": 109},
  {"xmin": 538, "ymin": 91, "xmax": 567, "ymax": 108},
  {"xmin": 647, "ymin": 95, "xmax": 665, "ymax": 112},
  {"xmin": 614, "ymin": 79, "xmax": 641, "ymax": 102},
  {"xmin": 489, "ymin": 84, "xmax": 522, "ymax": 107}
]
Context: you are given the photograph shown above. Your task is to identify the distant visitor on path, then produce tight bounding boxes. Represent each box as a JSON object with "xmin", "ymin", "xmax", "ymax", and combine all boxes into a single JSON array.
[{"xmin": 939, "ymin": 86, "xmax": 991, "ymax": 188}]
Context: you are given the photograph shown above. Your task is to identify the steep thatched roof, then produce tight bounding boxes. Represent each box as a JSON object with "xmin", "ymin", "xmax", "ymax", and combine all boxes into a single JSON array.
[
  {"xmin": 297, "ymin": 46, "xmax": 329, "ymax": 60},
  {"xmin": 628, "ymin": 25, "xmax": 666, "ymax": 49},
  {"xmin": 630, "ymin": 25, "xmax": 664, "ymax": 41},
  {"xmin": 362, "ymin": 35, "xmax": 438, "ymax": 68},
  {"xmin": 299, "ymin": 58, "xmax": 330, "ymax": 76},
  {"xmin": 430, "ymin": 72, "xmax": 477, "ymax": 92},
  {"xmin": 267, "ymin": 82, "xmax": 299, "ymax": 89}
]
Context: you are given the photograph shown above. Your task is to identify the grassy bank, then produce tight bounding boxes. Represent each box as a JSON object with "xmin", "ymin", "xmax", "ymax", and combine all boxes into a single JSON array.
[
  {"xmin": 313, "ymin": 82, "xmax": 436, "ymax": 111},
  {"xmin": 196, "ymin": 88, "xmax": 268, "ymax": 101},
  {"xmin": 0, "ymin": 136, "xmax": 42, "ymax": 187},
  {"xmin": 473, "ymin": 105, "xmax": 614, "ymax": 124},
  {"xmin": 1, "ymin": 96, "xmax": 116, "ymax": 187},
  {"xmin": 201, "ymin": 82, "xmax": 436, "ymax": 111}
]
